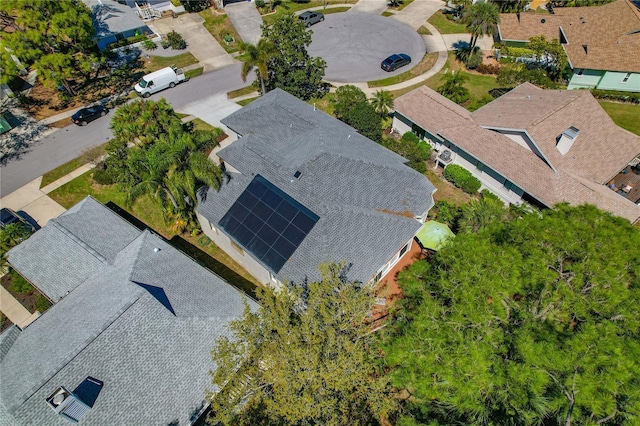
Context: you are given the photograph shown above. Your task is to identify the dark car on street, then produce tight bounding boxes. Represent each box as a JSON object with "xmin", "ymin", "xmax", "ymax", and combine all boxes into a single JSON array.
[
  {"xmin": 71, "ymin": 105, "xmax": 109, "ymax": 126},
  {"xmin": 0, "ymin": 207, "xmax": 36, "ymax": 233},
  {"xmin": 381, "ymin": 53, "xmax": 411, "ymax": 72},
  {"xmin": 299, "ymin": 11, "xmax": 324, "ymax": 27}
]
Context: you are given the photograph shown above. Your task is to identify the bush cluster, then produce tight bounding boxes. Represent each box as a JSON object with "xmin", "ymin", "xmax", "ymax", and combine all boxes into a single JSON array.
[
  {"xmin": 591, "ymin": 89, "xmax": 640, "ymax": 104},
  {"xmin": 92, "ymin": 161, "xmax": 119, "ymax": 185},
  {"xmin": 163, "ymin": 30, "xmax": 186, "ymax": 50},
  {"xmin": 108, "ymin": 33, "xmax": 147, "ymax": 50},
  {"xmin": 380, "ymin": 132, "xmax": 431, "ymax": 174},
  {"xmin": 443, "ymin": 164, "xmax": 481, "ymax": 194}
]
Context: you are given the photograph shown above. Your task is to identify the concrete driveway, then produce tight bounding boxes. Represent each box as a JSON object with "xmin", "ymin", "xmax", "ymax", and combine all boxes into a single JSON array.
[
  {"xmin": 150, "ymin": 13, "xmax": 235, "ymax": 71},
  {"xmin": 350, "ymin": 0, "xmax": 388, "ymax": 14},
  {"xmin": 224, "ymin": 2, "xmax": 263, "ymax": 45},
  {"xmin": 307, "ymin": 12, "xmax": 426, "ymax": 83}
]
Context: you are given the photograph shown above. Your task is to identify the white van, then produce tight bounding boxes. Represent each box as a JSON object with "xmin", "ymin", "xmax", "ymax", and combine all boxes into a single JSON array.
[{"xmin": 134, "ymin": 67, "xmax": 187, "ymax": 98}]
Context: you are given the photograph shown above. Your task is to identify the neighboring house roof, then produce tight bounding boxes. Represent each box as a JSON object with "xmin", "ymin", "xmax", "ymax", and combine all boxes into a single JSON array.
[
  {"xmin": 83, "ymin": 0, "xmax": 146, "ymax": 39},
  {"xmin": 498, "ymin": 0, "xmax": 640, "ymax": 72},
  {"xmin": 2, "ymin": 197, "xmax": 254, "ymax": 425},
  {"xmin": 395, "ymin": 84, "xmax": 640, "ymax": 222},
  {"xmin": 198, "ymin": 88, "xmax": 436, "ymax": 285}
]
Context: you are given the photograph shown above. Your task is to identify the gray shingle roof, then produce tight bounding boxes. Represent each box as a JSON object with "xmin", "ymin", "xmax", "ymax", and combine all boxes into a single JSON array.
[
  {"xmin": 1, "ymin": 197, "xmax": 254, "ymax": 425},
  {"xmin": 200, "ymin": 89, "xmax": 436, "ymax": 284},
  {"xmin": 83, "ymin": 0, "xmax": 146, "ymax": 39},
  {"xmin": 7, "ymin": 197, "xmax": 141, "ymax": 301}
]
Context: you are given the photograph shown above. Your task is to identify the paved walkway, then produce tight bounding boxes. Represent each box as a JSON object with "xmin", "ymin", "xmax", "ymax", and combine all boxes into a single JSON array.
[
  {"xmin": 224, "ymin": 1, "xmax": 263, "ymax": 45},
  {"xmin": 149, "ymin": 13, "xmax": 235, "ymax": 72}
]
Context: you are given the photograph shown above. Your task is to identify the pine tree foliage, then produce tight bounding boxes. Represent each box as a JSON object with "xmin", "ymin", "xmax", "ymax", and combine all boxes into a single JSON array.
[
  {"xmin": 383, "ymin": 204, "xmax": 640, "ymax": 425},
  {"xmin": 209, "ymin": 263, "xmax": 397, "ymax": 426}
]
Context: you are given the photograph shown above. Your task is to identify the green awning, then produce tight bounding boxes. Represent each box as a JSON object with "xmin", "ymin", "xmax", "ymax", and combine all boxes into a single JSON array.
[{"xmin": 415, "ymin": 221, "xmax": 455, "ymax": 251}]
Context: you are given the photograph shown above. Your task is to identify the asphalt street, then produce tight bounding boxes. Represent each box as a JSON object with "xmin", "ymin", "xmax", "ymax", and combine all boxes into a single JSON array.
[
  {"xmin": 0, "ymin": 63, "xmax": 251, "ymax": 197},
  {"xmin": 308, "ymin": 12, "xmax": 426, "ymax": 83}
]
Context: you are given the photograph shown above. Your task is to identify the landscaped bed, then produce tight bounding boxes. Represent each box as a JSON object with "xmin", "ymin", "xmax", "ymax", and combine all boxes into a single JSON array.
[
  {"xmin": 368, "ymin": 52, "xmax": 439, "ymax": 87},
  {"xmin": 1, "ymin": 269, "xmax": 52, "ymax": 332},
  {"xmin": 199, "ymin": 9, "xmax": 243, "ymax": 54}
]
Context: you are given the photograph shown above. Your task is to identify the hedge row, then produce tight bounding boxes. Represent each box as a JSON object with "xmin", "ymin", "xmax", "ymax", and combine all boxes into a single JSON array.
[
  {"xmin": 443, "ymin": 164, "xmax": 481, "ymax": 194},
  {"xmin": 590, "ymin": 89, "xmax": 640, "ymax": 104},
  {"xmin": 108, "ymin": 33, "xmax": 147, "ymax": 50}
]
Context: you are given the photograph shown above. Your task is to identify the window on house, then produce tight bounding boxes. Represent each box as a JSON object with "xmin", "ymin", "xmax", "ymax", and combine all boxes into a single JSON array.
[
  {"xmin": 504, "ymin": 180, "xmax": 513, "ymax": 191},
  {"xmin": 400, "ymin": 243, "xmax": 409, "ymax": 257},
  {"xmin": 622, "ymin": 73, "xmax": 631, "ymax": 83},
  {"xmin": 373, "ymin": 271, "xmax": 383, "ymax": 283}
]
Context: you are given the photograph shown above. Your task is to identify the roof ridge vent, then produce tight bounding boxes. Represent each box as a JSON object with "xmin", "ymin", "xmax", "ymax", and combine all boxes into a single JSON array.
[
  {"xmin": 46, "ymin": 386, "xmax": 92, "ymax": 423},
  {"xmin": 557, "ymin": 126, "xmax": 580, "ymax": 155}
]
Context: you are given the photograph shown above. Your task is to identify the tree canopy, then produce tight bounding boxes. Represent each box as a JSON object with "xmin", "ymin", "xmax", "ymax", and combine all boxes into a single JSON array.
[
  {"xmin": 383, "ymin": 204, "xmax": 640, "ymax": 425},
  {"xmin": 261, "ymin": 13, "xmax": 326, "ymax": 100},
  {"xmin": 0, "ymin": 0, "xmax": 98, "ymax": 92},
  {"xmin": 209, "ymin": 263, "xmax": 397, "ymax": 426},
  {"xmin": 101, "ymin": 99, "xmax": 223, "ymax": 232},
  {"xmin": 332, "ymin": 85, "xmax": 382, "ymax": 142},
  {"xmin": 464, "ymin": 1, "xmax": 499, "ymax": 49}
]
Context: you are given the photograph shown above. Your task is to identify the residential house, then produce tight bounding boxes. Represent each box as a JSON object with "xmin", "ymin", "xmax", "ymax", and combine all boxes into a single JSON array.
[
  {"xmin": 0, "ymin": 196, "xmax": 254, "ymax": 425},
  {"xmin": 83, "ymin": 0, "xmax": 154, "ymax": 50},
  {"xmin": 196, "ymin": 88, "xmax": 436, "ymax": 288},
  {"xmin": 497, "ymin": 0, "xmax": 640, "ymax": 92},
  {"xmin": 393, "ymin": 83, "xmax": 640, "ymax": 223}
]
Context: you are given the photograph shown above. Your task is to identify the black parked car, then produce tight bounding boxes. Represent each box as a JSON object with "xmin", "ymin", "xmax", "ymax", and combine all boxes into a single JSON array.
[
  {"xmin": 71, "ymin": 105, "xmax": 109, "ymax": 126},
  {"xmin": 0, "ymin": 208, "xmax": 36, "ymax": 232},
  {"xmin": 381, "ymin": 53, "xmax": 411, "ymax": 72}
]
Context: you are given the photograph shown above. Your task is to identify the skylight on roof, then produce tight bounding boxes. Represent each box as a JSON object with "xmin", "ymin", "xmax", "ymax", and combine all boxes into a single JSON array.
[{"xmin": 563, "ymin": 126, "xmax": 580, "ymax": 139}]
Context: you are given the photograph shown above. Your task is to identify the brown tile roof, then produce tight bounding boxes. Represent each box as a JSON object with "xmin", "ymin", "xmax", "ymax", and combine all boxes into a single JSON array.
[
  {"xmin": 472, "ymin": 83, "xmax": 640, "ymax": 184},
  {"xmin": 498, "ymin": 0, "xmax": 640, "ymax": 72},
  {"xmin": 393, "ymin": 85, "xmax": 473, "ymax": 133},
  {"xmin": 394, "ymin": 84, "xmax": 640, "ymax": 222}
]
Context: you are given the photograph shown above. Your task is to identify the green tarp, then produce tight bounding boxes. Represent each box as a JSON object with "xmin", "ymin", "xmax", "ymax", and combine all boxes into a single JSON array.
[
  {"xmin": 0, "ymin": 115, "xmax": 11, "ymax": 134},
  {"xmin": 415, "ymin": 221, "xmax": 455, "ymax": 251}
]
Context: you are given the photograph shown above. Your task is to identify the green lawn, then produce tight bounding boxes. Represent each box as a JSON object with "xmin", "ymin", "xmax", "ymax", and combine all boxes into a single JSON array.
[
  {"xmin": 185, "ymin": 67, "xmax": 204, "ymax": 79},
  {"xmin": 199, "ymin": 9, "xmax": 243, "ymax": 53},
  {"xmin": 48, "ymin": 170, "xmax": 260, "ymax": 288},
  {"xmin": 146, "ymin": 52, "xmax": 199, "ymax": 72},
  {"xmin": 322, "ymin": 6, "xmax": 351, "ymax": 14},
  {"xmin": 600, "ymin": 101, "xmax": 640, "ymax": 136},
  {"xmin": 427, "ymin": 11, "xmax": 468, "ymax": 34},
  {"xmin": 227, "ymin": 86, "xmax": 257, "ymax": 99},
  {"xmin": 41, "ymin": 157, "xmax": 87, "ymax": 188}
]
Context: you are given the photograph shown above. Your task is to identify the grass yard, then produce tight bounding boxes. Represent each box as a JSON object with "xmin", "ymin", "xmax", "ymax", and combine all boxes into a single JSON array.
[
  {"xmin": 237, "ymin": 97, "xmax": 259, "ymax": 106},
  {"xmin": 185, "ymin": 67, "xmax": 204, "ymax": 79},
  {"xmin": 199, "ymin": 9, "xmax": 243, "ymax": 53},
  {"xmin": 382, "ymin": 11, "xmax": 395, "ymax": 17},
  {"xmin": 368, "ymin": 53, "xmax": 439, "ymax": 87},
  {"xmin": 40, "ymin": 157, "xmax": 87, "ymax": 188},
  {"xmin": 417, "ymin": 25, "xmax": 432, "ymax": 35},
  {"xmin": 227, "ymin": 86, "xmax": 257, "ymax": 99},
  {"xmin": 599, "ymin": 101, "xmax": 640, "ymax": 136},
  {"xmin": 145, "ymin": 52, "xmax": 199, "ymax": 72},
  {"xmin": 387, "ymin": 0, "xmax": 414, "ymax": 11},
  {"xmin": 48, "ymin": 171, "xmax": 260, "ymax": 289},
  {"xmin": 424, "ymin": 52, "xmax": 500, "ymax": 110},
  {"xmin": 322, "ymin": 6, "xmax": 351, "ymax": 14},
  {"xmin": 309, "ymin": 92, "xmax": 335, "ymax": 115},
  {"xmin": 261, "ymin": 0, "xmax": 357, "ymax": 26},
  {"xmin": 425, "ymin": 160, "xmax": 473, "ymax": 205},
  {"xmin": 427, "ymin": 11, "xmax": 467, "ymax": 34}
]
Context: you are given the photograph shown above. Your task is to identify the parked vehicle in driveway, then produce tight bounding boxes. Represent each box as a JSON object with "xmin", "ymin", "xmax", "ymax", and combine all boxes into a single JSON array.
[
  {"xmin": 299, "ymin": 11, "xmax": 324, "ymax": 27},
  {"xmin": 381, "ymin": 53, "xmax": 411, "ymax": 72},
  {"xmin": 0, "ymin": 207, "xmax": 36, "ymax": 233},
  {"xmin": 134, "ymin": 66, "xmax": 188, "ymax": 98},
  {"xmin": 71, "ymin": 105, "xmax": 109, "ymax": 126}
]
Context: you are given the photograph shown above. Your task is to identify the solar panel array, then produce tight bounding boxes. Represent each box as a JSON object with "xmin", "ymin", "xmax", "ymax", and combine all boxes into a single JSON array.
[{"xmin": 218, "ymin": 175, "xmax": 319, "ymax": 273}]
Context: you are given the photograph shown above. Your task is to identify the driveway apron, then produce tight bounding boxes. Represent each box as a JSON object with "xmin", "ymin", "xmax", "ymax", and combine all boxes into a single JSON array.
[
  {"xmin": 224, "ymin": 2, "xmax": 263, "ymax": 45},
  {"xmin": 349, "ymin": 0, "xmax": 388, "ymax": 14}
]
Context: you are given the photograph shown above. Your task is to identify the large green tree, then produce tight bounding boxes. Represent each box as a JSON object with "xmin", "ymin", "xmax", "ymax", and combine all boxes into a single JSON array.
[
  {"xmin": 209, "ymin": 263, "xmax": 397, "ymax": 426},
  {"xmin": 383, "ymin": 204, "xmax": 640, "ymax": 425},
  {"xmin": 437, "ymin": 70, "xmax": 470, "ymax": 104},
  {"xmin": 0, "ymin": 0, "xmax": 98, "ymax": 92},
  {"xmin": 527, "ymin": 35, "xmax": 570, "ymax": 82},
  {"xmin": 332, "ymin": 85, "xmax": 382, "ymax": 142},
  {"xmin": 261, "ymin": 13, "xmax": 326, "ymax": 100},
  {"xmin": 464, "ymin": 0, "xmax": 499, "ymax": 50},
  {"xmin": 104, "ymin": 99, "xmax": 223, "ymax": 230}
]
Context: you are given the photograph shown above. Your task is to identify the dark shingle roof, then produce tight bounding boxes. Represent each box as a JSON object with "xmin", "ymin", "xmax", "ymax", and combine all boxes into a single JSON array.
[
  {"xmin": 1, "ymin": 197, "xmax": 254, "ymax": 425},
  {"xmin": 199, "ymin": 89, "xmax": 436, "ymax": 284}
]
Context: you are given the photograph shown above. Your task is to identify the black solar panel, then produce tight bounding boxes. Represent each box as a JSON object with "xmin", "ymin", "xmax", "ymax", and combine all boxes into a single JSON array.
[{"xmin": 219, "ymin": 175, "xmax": 319, "ymax": 273}]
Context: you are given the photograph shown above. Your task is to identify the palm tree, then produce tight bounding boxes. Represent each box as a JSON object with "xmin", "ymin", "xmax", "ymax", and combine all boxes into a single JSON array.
[
  {"xmin": 240, "ymin": 39, "xmax": 278, "ymax": 95},
  {"xmin": 370, "ymin": 90, "xmax": 394, "ymax": 117},
  {"xmin": 465, "ymin": 1, "xmax": 499, "ymax": 50},
  {"xmin": 437, "ymin": 70, "xmax": 470, "ymax": 104}
]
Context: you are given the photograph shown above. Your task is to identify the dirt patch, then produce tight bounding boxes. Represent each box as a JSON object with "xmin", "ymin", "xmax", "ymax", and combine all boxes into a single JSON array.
[
  {"xmin": 50, "ymin": 117, "xmax": 74, "ymax": 128},
  {"xmin": 1, "ymin": 269, "xmax": 53, "ymax": 331}
]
